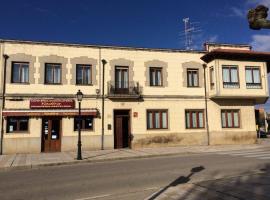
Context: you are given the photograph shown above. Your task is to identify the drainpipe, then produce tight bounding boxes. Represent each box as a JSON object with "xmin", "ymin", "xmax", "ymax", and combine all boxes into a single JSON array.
[
  {"xmin": 101, "ymin": 59, "xmax": 107, "ymax": 150},
  {"xmin": 0, "ymin": 54, "xmax": 9, "ymax": 155},
  {"xmin": 203, "ymin": 64, "xmax": 210, "ymax": 146}
]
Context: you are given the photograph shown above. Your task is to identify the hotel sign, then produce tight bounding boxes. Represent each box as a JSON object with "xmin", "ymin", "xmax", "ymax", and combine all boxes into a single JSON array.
[{"xmin": 30, "ymin": 99, "xmax": 75, "ymax": 109}]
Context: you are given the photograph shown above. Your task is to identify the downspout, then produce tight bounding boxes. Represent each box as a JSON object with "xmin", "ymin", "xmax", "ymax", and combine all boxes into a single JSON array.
[
  {"xmin": 101, "ymin": 59, "xmax": 107, "ymax": 150},
  {"xmin": 0, "ymin": 54, "xmax": 9, "ymax": 154},
  {"xmin": 203, "ymin": 64, "xmax": 210, "ymax": 145}
]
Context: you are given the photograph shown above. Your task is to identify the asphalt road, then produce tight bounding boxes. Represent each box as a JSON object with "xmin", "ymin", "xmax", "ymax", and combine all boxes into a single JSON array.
[{"xmin": 0, "ymin": 151, "xmax": 269, "ymax": 200}]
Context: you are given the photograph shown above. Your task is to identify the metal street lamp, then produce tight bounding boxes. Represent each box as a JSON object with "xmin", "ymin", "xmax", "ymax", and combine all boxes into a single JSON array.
[{"xmin": 76, "ymin": 89, "xmax": 83, "ymax": 160}]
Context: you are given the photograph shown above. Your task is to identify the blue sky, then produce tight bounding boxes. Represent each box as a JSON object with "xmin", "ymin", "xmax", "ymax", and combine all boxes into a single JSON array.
[{"xmin": 1, "ymin": 0, "xmax": 270, "ymax": 109}]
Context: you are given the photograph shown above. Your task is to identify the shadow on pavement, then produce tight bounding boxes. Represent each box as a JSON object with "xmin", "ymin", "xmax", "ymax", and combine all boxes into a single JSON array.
[
  {"xmin": 150, "ymin": 164, "xmax": 270, "ymax": 200},
  {"xmin": 148, "ymin": 166, "xmax": 205, "ymax": 200}
]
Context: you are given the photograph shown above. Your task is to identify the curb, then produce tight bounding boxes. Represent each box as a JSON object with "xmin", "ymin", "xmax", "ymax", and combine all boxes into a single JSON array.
[{"xmin": 0, "ymin": 151, "xmax": 195, "ymax": 172}]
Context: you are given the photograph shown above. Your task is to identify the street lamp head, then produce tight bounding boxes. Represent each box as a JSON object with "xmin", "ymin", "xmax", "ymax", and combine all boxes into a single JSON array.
[
  {"xmin": 76, "ymin": 90, "xmax": 83, "ymax": 102},
  {"xmin": 102, "ymin": 59, "xmax": 107, "ymax": 65}
]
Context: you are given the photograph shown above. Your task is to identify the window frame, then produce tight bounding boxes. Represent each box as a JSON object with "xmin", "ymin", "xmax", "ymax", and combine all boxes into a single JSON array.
[
  {"xmin": 11, "ymin": 62, "xmax": 30, "ymax": 84},
  {"xmin": 115, "ymin": 66, "xmax": 129, "ymax": 89},
  {"xmin": 221, "ymin": 110, "xmax": 240, "ymax": 128},
  {"xmin": 149, "ymin": 67, "xmax": 163, "ymax": 87},
  {"xmin": 74, "ymin": 116, "xmax": 94, "ymax": 131},
  {"xmin": 45, "ymin": 63, "xmax": 62, "ymax": 84},
  {"xmin": 245, "ymin": 66, "xmax": 262, "ymax": 89},
  {"xmin": 147, "ymin": 109, "xmax": 168, "ymax": 130},
  {"xmin": 187, "ymin": 68, "xmax": 199, "ymax": 87},
  {"xmin": 185, "ymin": 109, "xmax": 205, "ymax": 129},
  {"xmin": 222, "ymin": 65, "xmax": 240, "ymax": 88},
  {"xmin": 6, "ymin": 117, "xmax": 29, "ymax": 133},
  {"xmin": 76, "ymin": 64, "xmax": 92, "ymax": 85}
]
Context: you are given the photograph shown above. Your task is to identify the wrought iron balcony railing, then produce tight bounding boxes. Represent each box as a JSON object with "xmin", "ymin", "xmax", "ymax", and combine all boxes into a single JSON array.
[{"xmin": 107, "ymin": 81, "xmax": 142, "ymax": 98}]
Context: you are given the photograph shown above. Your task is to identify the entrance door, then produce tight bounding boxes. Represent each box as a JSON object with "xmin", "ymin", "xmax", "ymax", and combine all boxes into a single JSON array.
[
  {"xmin": 41, "ymin": 118, "xmax": 61, "ymax": 152},
  {"xmin": 114, "ymin": 110, "xmax": 131, "ymax": 148}
]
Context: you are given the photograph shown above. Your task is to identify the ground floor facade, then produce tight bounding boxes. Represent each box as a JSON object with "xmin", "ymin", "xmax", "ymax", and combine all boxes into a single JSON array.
[{"xmin": 1, "ymin": 97, "xmax": 257, "ymax": 154}]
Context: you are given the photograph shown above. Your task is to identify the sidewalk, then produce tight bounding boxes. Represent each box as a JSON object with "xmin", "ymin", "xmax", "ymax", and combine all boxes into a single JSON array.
[{"xmin": 0, "ymin": 143, "xmax": 266, "ymax": 171}]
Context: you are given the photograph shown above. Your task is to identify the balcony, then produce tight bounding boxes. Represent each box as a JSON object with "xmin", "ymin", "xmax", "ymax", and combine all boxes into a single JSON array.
[{"xmin": 107, "ymin": 81, "xmax": 142, "ymax": 99}]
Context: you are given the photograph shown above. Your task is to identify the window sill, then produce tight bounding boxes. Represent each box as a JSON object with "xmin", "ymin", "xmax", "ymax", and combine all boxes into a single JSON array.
[
  {"xmin": 6, "ymin": 131, "xmax": 30, "ymax": 134},
  {"xmin": 75, "ymin": 84, "xmax": 93, "ymax": 86},
  {"xmin": 44, "ymin": 83, "xmax": 63, "ymax": 85},
  {"xmin": 185, "ymin": 127, "xmax": 205, "ymax": 129},
  {"xmin": 147, "ymin": 128, "xmax": 168, "ymax": 130},
  {"xmin": 10, "ymin": 82, "xmax": 30, "ymax": 85}
]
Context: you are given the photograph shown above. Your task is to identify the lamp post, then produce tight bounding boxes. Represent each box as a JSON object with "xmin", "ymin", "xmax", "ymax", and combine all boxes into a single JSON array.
[
  {"xmin": 76, "ymin": 90, "xmax": 83, "ymax": 160},
  {"xmin": 101, "ymin": 59, "xmax": 107, "ymax": 150}
]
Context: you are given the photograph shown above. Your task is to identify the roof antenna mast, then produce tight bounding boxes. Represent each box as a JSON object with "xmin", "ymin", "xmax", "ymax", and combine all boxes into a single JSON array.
[{"xmin": 180, "ymin": 18, "xmax": 202, "ymax": 50}]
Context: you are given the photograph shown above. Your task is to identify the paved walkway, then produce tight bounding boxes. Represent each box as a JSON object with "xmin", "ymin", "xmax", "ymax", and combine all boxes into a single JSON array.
[{"xmin": 0, "ymin": 143, "xmax": 267, "ymax": 171}]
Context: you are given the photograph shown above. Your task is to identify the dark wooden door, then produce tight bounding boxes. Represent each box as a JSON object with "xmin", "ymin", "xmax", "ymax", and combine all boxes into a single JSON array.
[
  {"xmin": 41, "ymin": 118, "xmax": 61, "ymax": 152},
  {"xmin": 114, "ymin": 110, "xmax": 130, "ymax": 149}
]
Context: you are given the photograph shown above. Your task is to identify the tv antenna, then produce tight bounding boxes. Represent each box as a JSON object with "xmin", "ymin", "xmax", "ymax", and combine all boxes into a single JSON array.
[{"xmin": 179, "ymin": 18, "xmax": 202, "ymax": 50}]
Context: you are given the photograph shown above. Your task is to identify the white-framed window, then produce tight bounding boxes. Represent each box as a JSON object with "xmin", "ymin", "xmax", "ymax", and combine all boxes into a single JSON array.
[
  {"xmin": 222, "ymin": 66, "xmax": 239, "ymax": 88},
  {"xmin": 245, "ymin": 67, "xmax": 261, "ymax": 89}
]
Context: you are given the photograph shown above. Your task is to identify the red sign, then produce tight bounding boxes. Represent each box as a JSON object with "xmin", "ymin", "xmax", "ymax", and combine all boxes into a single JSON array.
[{"xmin": 30, "ymin": 99, "xmax": 75, "ymax": 109}]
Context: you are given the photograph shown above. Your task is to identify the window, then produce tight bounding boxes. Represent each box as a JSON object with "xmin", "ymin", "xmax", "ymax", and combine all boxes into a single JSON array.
[
  {"xmin": 74, "ymin": 116, "xmax": 94, "ymax": 131},
  {"xmin": 11, "ymin": 62, "xmax": 29, "ymax": 83},
  {"xmin": 76, "ymin": 64, "xmax": 92, "ymax": 85},
  {"xmin": 115, "ymin": 66, "xmax": 129, "ymax": 89},
  {"xmin": 147, "ymin": 110, "xmax": 168, "ymax": 129},
  {"xmin": 210, "ymin": 67, "xmax": 214, "ymax": 89},
  {"xmin": 7, "ymin": 117, "xmax": 29, "ymax": 133},
  {"xmin": 245, "ymin": 67, "xmax": 261, "ymax": 88},
  {"xmin": 221, "ymin": 110, "xmax": 240, "ymax": 128},
  {"xmin": 185, "ymin": 110, "xmax": 204, "ymax": 129},
  {"xmin": 150, "ymin": 67, "xmax": 162, "ymax": 86},
  {"xmin": 222, "ymin": 66, "xmax": 239, "ymax": 88},
  {"xmin": 45, "ymin": 63, "xmax": 61, "ymax": 84},
  {"xmin": 187, "ymin": 69, "xmax": 199, "ymax": 87}
]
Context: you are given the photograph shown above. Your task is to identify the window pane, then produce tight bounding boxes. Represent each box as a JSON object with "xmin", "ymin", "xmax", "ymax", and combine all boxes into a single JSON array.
[
  {"xmin": 54, "ymin": 66, "xmax": 61, "ymax": 83},
  {"xmin": 185, "ymin": 112, "xmax": 189, "ymax": 128},
  {"xmin": 231, "ymin": 68, "xmax": 238, "ymax": 82},
  {"xmin": 157, "ymin": 70, "xmax": 161, "ymax": 86},
  {"xmin": 85, "ymin": 117, "xmax": 93, "ymax": 129},
  {"xmin": 147, "ymin": 112, "xmax": 153, "ymax": 129},
  {"xmin": 151, "ymin": 70, "xmax": 156, "ymax": 85},
  {"xmin": 199, "ymin": 112, "xmax": 203, "ymax": 128},
  {"xmin": 227, "ymin": 112, "xmax": 232, "ymax": 127},
  {"xmin": 193, "ymin": 72, "xmax": 198, "ymax": 86},
  {"xmin": 116, "ymin": 69, "xmax": 121, "ymax": 88},
  {"xmin": 162, "ymin": 112, "xmax": 167, "ymax": 128},
  {"xmin": 12, "ymin": 63, "xmax": 20, "ymax": 82},
  {"xmin": 21, "ymin": 65, "xmax": 29, "ymax": 83},
  {"xmin": 46, "ymin": 65, "xmax": 53, "ymax": 83},
  {"xmin": 76, "ymin": 66, "xmax": 83, "ymax": 84},
  {"xmin": 19, "ymin": 118, "xmax": 28, "ymax": 131},
  {"xmin": 253, "ymin": 69, "xmax": 260, "ymax": 83},
  {"xmin": 86, "ymin": 67, "xmax": 91, "ymax": 84},
  {"xmin": 245, "ymin": 69, "xmax": 252, "ymax": 83},
  {"xmin": 188, "ymin": 71, "xmax": 193, "ymax": 86},
  {"xmin": 192, "ymin": 112, "xmax": 197, "ymax": 128},
  {"xmin": 123, "ymin": 70, "xmax": 128, "ymax": 88},
  {"xmin": 155, "ymin": 112, "xmax": 160, "ymax": 128},
  {"xmin": 74, "ymin": 117, "xmax": 82, "ymax": 130},
  {"xmin": 7, "ymin": 118, "xmax": 17, "ymax": 132},
  {"xmin": 233, "ymin": 112, "xmax": 239, "ymax": 127},
  {"xmin": 223, "ymin": 68, "xmax": 230, "ymax": 82},
  {"xmin": 221, "ymin": 112, "xmax": 226, "ymax": 127}
]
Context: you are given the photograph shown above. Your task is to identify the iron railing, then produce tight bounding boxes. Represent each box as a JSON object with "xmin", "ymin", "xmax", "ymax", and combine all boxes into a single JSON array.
[{"xmin": 107, "ymin": 81, "xmax": 141, "ymax": 97}]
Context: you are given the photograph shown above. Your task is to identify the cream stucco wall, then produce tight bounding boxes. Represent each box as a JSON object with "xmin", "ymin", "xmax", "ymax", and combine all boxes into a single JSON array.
[{"xmin": 0, "ymin": 41, "xmax": 266, "ymax": 154}]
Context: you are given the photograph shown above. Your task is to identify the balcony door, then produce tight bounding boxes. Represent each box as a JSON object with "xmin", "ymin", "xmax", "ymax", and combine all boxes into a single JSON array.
[{"xmin": 115, "ymin": 66, "xmax": 129, "ymax": 94}]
